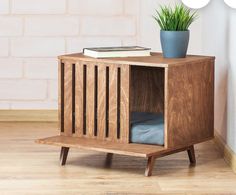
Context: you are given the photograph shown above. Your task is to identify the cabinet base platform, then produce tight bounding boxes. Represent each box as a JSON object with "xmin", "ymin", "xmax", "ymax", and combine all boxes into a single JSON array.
[{"xmin": 36, "ymin": 135, "xmax": 196, "ymax": 176}]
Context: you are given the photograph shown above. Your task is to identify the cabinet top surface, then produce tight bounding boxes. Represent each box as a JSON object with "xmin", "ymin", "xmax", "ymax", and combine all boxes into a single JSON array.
[{"xmin": 59, "ymin": 52, "xmax": 215, "ymax": 68}]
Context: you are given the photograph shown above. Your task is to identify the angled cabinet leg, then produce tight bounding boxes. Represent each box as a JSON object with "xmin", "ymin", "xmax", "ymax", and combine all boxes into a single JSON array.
[
  {"xmin": 187, "ymin": 145, "xmax": 196, "ymax": 164},
  {"xmin": 145, "ymin": 156, "xmax": 156, "ymax": 177},
  {"xmin": 60, "ymin": 147, "xmax": 70, "ymax": 166},
  {"xmin": 105, "ymin": 153, "xmax": 113, "ymax": 167}
]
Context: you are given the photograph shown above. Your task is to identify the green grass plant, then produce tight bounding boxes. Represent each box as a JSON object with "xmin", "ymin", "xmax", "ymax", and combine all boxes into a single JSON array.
[{"xmin": 153, "ymin": 4, "xmax": 197, "ymax": 31}]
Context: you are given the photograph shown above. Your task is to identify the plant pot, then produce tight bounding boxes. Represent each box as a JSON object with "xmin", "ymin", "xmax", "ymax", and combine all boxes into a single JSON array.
[{"xmin": 160, "ymin": 30, "xmax": 189, "ymax": 58}]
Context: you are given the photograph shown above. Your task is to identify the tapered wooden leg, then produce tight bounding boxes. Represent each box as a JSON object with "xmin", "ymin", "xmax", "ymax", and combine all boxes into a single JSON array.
[
  {"xmin": 187, "ymin": 145, "xmax": 196, "ymax": 164},
  {"xmin": 60, "ymin": 147, "xmax": 69, "ymax": 166},
  {"xmin": 105, "ymin": 153, "xmax": 113, "ymax": 167},
  {"xmin": 145, "ymin": 156, "xmax": 156, "ymax": 177}
]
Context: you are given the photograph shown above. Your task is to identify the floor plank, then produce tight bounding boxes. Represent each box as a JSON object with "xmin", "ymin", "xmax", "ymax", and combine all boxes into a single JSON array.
[{"xmin": 0, "ymin": 122, "xmax": 236, "ymax": 194}]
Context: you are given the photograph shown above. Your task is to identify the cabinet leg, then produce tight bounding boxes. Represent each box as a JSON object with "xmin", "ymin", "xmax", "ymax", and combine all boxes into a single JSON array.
[
  {"xmin": 145, "ymin": 156, "xmax": 156, "ymax": 177},
  {"xmin": 60, "ymin": 147, "xmax": 69, "ymax": 166},
  {"xmin": 105, "ymin": 153, "xmax": 113, "ymax": 167},
  {"xmin": 187, "ymin": 145, "xmax": 196, "ymax": 164}
]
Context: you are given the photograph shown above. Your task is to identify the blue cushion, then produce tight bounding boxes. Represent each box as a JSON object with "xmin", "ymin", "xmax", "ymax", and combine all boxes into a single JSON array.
[{"xmin": 130, "ymin": 112, "xmax": 164, "ymax": 145}]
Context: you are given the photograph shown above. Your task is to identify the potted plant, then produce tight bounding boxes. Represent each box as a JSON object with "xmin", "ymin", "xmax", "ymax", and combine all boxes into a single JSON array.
[{"xmin": 153, "ymin": 4, "xmax": 197, "ymax": 58}]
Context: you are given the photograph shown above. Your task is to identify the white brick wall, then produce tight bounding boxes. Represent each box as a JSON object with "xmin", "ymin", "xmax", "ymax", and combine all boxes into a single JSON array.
[
  {"xmin": 81, "ymin": 17, "xmax": 136, "ymax": 36},
  {"xmin": 0, "ymin": 17, "xmax": 23, "ymax": 36},
  {"xmin": 0, "ymin": 38, "xmax": 9, "ymax": 56},
  {"xmin": 24, "ymin": 59, "xmax": 58, "ymax": 79},
  {"xmin": 68, "ymin": 0, "xmax": 123, "ymax": 15},
  {"xmin": 11, "ymin": 38, "xmax": 65, "ymax": 57},
  {"xmin": 0, "ymin": 0, "xmax": 9, "ymax": 14},
  {"xmin": 25, "ymin": 16, "xmax": 79, "ymax": 36},
  {"xmin": 0, "ymin": 0, "xmax": 139, "ymax": 109},
  {"xmin": 0, "ymin": 59, "xmax": 23, "ymax": 78},
  {"xmin": 0, "ymin": 80, "xmax": 47, "ymax": 100},
  {"xmin": 12, "ymin": 0, "xmax": 66, "ymax": 14}
]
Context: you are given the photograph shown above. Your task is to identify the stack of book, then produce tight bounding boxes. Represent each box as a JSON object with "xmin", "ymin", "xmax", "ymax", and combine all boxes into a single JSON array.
[{"xmin": 83, "ymin": 46, "xmax": 151, "ymax": 58}]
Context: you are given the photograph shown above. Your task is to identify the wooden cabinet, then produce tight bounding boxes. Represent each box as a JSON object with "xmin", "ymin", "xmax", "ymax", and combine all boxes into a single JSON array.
[{"xmin": 36, "ymin": 52, "xmax": 215, "ymax": 176}]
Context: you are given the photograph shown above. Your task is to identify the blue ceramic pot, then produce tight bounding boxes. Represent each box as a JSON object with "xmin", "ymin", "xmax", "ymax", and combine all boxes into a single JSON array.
[{"xmin": 160, "ymin": 30, "xmax": 189, "ymax": 58}]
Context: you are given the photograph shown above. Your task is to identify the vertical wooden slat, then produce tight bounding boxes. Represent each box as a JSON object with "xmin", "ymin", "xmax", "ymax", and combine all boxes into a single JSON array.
[
  {"xmin": 86, "ymin": 63, "xmax": 95, "ymax": 138},
  {"xmin": 108, "ymin": 65, "xmax": 118, "ymax": 141},
  {"xmin": 75, "ymin": 61, "xmax": 84, "ymax": 137},
  {"xmin": 97, "ymin": 64, "xmax": 106, "ymax": 140},
  {"xmin": 120, "ymin": 65, "xmax": 130, "ymax": 143},
  {"xmin": 58, "ymin": 60, "xmax": 64, "ymax": 134},
  {"xmin": 64, "ymin": 62, "xmax": 73, "ymax": 136}
]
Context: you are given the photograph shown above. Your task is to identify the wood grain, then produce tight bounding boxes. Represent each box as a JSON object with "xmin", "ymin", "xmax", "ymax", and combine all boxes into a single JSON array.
[
  {"xmin": 58, "ymin": 60, "xmax": 63, "ymax": 133},
  {"xmin": 120, "ymin": 65, "xmax": 130, "ymax": 143},
  {"xmin": 59, "ymin": 52, "xmax": 215, "ymax": 68},
  {"xmin": 164, "ymin": 67, "xmax": 169, "ymax": 148},
  {"xmin": 75, "ymin": 61, "xmax": 84, "ymax": 137},
  {"xmin": 86, "ymin": 63, "xmax": 95, "ymax": 138},
  {"xmin": 63, "ymin": 61, "xmax": 73, "ymax": 136},
  {"xmin": 39, "ymin": 54, "xmax": 215, "ymax": 176},
  {"xmin": 97, "ymin": 63, "xmax": 107, "ymax": 140},
  {"xmin": 131, "ymin": 66, "xmax": 164, "ymax": 113},
  {"xmin": 108, "ymin": 65, "xmax": 118, "ymax": 141},
  {"xmin": 36, "ymin": 135, "xmax": 165, "ymax": 158},
  {"xmin": 167, "ymin": 59, "xmax": 214, "ymax": 148},
  {"xmin": 0, "ymin": 110, "xmax": 57, "ymax": 122},
  {"xmin": 145, "ymin": 156, "xmax": 155, "ymax": 177},
  {"xmin": 2, "ymin": 122, "xmax": 236, "ymax": 194}
]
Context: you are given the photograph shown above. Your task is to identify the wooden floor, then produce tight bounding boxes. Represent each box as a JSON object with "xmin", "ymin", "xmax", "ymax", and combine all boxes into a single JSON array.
[{"xmin": 1, "ymin": 122, "xmax": 236, "ymax": 195}]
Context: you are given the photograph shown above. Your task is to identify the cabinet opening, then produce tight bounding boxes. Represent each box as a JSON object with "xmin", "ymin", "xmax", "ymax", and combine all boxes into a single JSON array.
[{"xmin": 130, "ymin": 66, "xmax": 165, "ymax": 146}]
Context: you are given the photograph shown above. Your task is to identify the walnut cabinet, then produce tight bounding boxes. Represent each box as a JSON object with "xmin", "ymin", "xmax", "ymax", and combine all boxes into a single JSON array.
[{"xmin": 36, "ymin": 52, "xmax": 215, "ymax": 176}]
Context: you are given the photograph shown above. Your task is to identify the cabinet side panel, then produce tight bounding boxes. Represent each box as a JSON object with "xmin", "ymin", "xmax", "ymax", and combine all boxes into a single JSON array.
[{"xmin": 167, "ymin": 60, "xmax": 214, "ymax": 148}]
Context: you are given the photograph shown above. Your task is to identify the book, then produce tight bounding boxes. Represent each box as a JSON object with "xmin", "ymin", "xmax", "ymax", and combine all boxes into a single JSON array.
[{"xmin": 83, "ymin": 46, "xmax": 151, "ymax": 58}]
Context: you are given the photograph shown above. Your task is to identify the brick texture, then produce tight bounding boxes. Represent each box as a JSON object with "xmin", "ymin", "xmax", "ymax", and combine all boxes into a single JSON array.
[
  {"xmin": 12, "ymin": 0, "xmax": 66, "ymax": 14},
  {"xmin": 0, "ymin": 80, "xmax": 47, "ymax": 100},
  {"xmin": 81, "ymin": 17, "xmax": 136, "ymax": 36},
  {"xmin": 0, "ymin": 0, "xmax": 139, "ymax": 109},
  {"xmin": 0, "ymin": 38, "xmax": 9, "ymax": 56},
  {"xmin": 0, "ymin": 59, "xmax": 23, "ymax": 78},
  {"xmin": 68, "ymin": 0, "xmax": 123, "ymax": 15},
  {"xmin": 0, "ymin": 0, "xmax": 9, "ymax": 14},
  {"xmin": 11, "ymin": 38, "xmax": 65, "ymax": 57},
  {"xmin": 24, "ymin": 59, "xmax": 58, "ymax": 79},
  {"xmin": 25, "ymin": 17, "xmax": 79, "ymax": 36},
  {"xmin": 0, "ymin": 17, "xmax": 23, "ymax": 36}
]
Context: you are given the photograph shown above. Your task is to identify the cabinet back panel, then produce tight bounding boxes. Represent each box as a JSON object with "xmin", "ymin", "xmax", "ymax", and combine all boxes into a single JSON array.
[{"xmin": 131, "ymin": 66, "xmax": 164, "ymax": 114}]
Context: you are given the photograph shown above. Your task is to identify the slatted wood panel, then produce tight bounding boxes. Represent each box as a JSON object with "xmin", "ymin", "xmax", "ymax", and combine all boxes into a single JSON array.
[
  {"xmin": 86, "ymin": 63, "xmax": 95, "ymax": 138},
  {"xmin": 97, "ymin": 64, "xmax": 107, "ymax": 140},
  {"xmin": 120, "ymin": 66, "xmax": 130, "ymax": 143},
  {"xmin": 58, "ymin": 60, "xmax": 63, "ymax": 133},
  {"xmin": 75, "ymin": 61, "xmax": 84, "ymax": 137},
  {"xmin": 108, "ymin": 65, "xmax": 118, "ymax": 141},
  {"xmin": 59, "ymin": 61, "xmax": 130, "ymax": 143},
  {"xmin": 63, "ymin": 61, "xmax": 73, "ymax": 136}
]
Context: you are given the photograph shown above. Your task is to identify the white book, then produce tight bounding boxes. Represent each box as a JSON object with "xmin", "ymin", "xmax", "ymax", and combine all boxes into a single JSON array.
[{"xmin": 83, "ymin": 46, "xmax": 151, "ymax": 58}]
